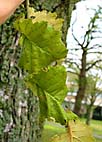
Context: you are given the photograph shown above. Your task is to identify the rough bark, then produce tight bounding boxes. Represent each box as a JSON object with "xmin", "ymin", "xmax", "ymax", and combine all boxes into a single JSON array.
[{"xmin": 0, "ymin": 8, "xmax": 40, "ymax": 142}]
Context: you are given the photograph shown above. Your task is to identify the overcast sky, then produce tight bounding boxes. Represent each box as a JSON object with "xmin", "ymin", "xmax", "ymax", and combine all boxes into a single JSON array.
[
  {"xmin": 67, "ymin": 0, "xmax": 102, "ymax": 45},
  {"xmin": 66, "ymin": 0, "xmax": 102, "ymax": 76}
]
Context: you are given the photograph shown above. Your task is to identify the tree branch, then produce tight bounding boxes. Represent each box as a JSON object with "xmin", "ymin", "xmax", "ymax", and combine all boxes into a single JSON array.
[
  {"xmin": 87, "ymin": 44, "xmax": 102, "ymax": 51},
  {"xmin": 67, "ymin": 70, "xmax": 79, "ymax": 76},
  {"xmin": 65, "ymin": 59, "xmax": 80, "ymax": 69},
  {"xmin": 86, "ymin": 59, "xmax": 102, "ymax": 71},
  {"xmin": 87, "ymin": 51, "xmax": 102, "ymax": 54}
]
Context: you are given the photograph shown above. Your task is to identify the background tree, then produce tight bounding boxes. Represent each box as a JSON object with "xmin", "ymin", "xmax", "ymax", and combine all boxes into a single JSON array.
[
  {"xmin": 66, "ymin": 6, "xmax": 102, "ymax": 116},
  {"xmin": 85, "ymin": 73, "xmax": 102, "ymax": 125}
]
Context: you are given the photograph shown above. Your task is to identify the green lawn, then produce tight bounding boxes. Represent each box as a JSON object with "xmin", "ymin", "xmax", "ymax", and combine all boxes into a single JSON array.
[
  {"xmin": 42, "ymin": 119, "xmax": 102, "ymax": 142},
  {"xmin": 88, "ymin": 119, "xmax": 102, "ymax": 136},
  {"xmin": 42, "ymin": 121, "xmax": 66, "ymax": 142},
  {"xmin": 81, "ymin": 119, "xmax": 102, "ymax": 142},
  {"xmin": 80, "ymin": 118, "xmax": 102, "ymax": 136},
  {"xmin": 96, "ymin": 139, "xmax": 102, "ymax": 142}
]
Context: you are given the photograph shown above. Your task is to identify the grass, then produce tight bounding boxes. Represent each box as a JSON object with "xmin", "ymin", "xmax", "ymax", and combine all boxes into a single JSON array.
[
  {"xmin": 96, "ymin": 139, "xmax": 102, "ymax": 142},
  {"xmin": 81, "ymin": 119, "xmax": 102, "ymax": 142},
  {"xmin": 88, "ymin": 119, "xmax": 102, "ymax": 136},
  {"xmin": 42, "ymin": 121, "xmax": 65, "ymax": 142},
  {"xmin": 42, "ymin": 119, "xmax": 102, "ymax": 142},
  {"xmin": 80, "ymin": 118, "xmax": 102, "ymax": 136}
]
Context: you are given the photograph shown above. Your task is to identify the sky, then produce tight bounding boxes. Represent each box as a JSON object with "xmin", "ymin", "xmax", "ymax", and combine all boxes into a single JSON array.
[
  {"xmin": 67, "ymin": 0, "xmax": 102, "ymax": 73},
  {"xmin": 67, "ymin": 0, "xmax": 102, "ymax": 46}
]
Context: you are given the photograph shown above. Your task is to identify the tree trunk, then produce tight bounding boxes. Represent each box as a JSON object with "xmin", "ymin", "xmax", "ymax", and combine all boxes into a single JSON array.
[
  {"xmin": 86, "ymin": 105, "xmax": 94, "ymax": 125},
  {"xmin": 74, "ymin": 49, "xmax": 87, "ymax": 116},
  {"xmin": 0, "ymin": 9, "xmax": 40, "ymax": 142},
  {"xmin": 86, "ymin": 95, "xmax": 96, "ymax": 125}
]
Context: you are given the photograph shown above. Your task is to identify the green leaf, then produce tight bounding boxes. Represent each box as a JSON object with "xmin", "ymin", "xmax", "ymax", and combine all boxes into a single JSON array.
[
  {"xmin": 25, "ymin": 66, "xmax": 77, "ymax": 124},
  {"xmin": 37, "ymin": 88, "xmax": 76, "ymax": 125},
  {"xmin": 65, "ymin": 110, "xmax": 78, "ymax": 122},
  {"xmin": 14, "ymin": 13, "xmax": 78, "ymax": 127},
  {"xmin": 19, "ymin": 37, "xmax": 53, "ymax": 73},
  {"xmin": 51, "ymin": 120, "xmax": 95, "ymax": 142},
  {"xmin": 28, "ymin": 9, "xmax": 64, "ymax": 31},
  {"xmin": 37, "ymin": 86, "xmax": 67, "ymax": 124},
  {"xmin": 36, "ymin": 86, "xmax": 67, "ymax": 125},
  {"xmin": 45, "ymin": 91, "xmax": 67, "ymax": 125},
  {"xmin": 37, "ymin": 88, "xmax": 48, "ymax": 120},
  {"xmin": 25, "ymin": 66, "xmax": 68, "ymax": 103},
  {"xmin": 15, "ymin": 20, "xmax": 67, "ymax": 73}
]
